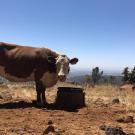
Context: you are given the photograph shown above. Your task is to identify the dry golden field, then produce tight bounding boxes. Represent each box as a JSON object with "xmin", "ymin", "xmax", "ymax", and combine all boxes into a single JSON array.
[{"xmin": 0, "ymin": 82, "xmax": 135, "ymax": 135}]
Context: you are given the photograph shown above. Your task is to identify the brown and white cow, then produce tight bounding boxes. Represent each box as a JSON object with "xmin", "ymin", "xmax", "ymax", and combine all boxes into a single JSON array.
[{"xmin": 0, "ymin": 42, "xmax": 78, "ymax": 106}]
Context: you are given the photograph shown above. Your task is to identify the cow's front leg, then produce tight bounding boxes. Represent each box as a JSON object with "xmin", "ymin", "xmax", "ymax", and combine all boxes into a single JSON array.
[
  {"xmin": 35, "ymin": 81, "xmax": 46, "ymax": 107},
  {"xmin": 41, "ymin": 88, "xmax": 47, "ymax": 105},
  {"xmin": 36, "ymin": 90, "xmax": 42, "ymax": 107}
]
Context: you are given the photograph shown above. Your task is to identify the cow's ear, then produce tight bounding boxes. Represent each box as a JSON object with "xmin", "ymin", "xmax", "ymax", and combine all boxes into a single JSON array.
[
  {"xmin": 47, "ymin": 56, "xmax": 56, "ymax": 64},
  {"xmin": 70, "ymin": 58, "xmax": 78, "ymax": 65}
]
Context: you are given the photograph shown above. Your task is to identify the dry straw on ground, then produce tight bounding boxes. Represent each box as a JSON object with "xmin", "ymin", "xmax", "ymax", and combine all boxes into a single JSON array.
[{"xmin": 84, "ymin": 84, "xmax": 135, "ymax": 112}]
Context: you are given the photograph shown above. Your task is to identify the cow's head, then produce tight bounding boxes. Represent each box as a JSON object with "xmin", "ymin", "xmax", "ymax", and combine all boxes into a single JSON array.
[{"xmin": 48, "ymin": 55, "xmax": 78, "ymax": 82}]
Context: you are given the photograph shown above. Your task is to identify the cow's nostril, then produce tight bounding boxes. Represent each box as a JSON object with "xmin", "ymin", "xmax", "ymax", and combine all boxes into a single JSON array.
[{"xmin": 58, "ymin": 75, "xmax": 66, "ymax": 82}]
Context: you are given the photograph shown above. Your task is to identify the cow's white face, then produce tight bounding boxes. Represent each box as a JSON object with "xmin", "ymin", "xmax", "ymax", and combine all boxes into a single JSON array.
[{"xmin": 56, "ymin": 55, "xmax": 78, "ymax": 82}]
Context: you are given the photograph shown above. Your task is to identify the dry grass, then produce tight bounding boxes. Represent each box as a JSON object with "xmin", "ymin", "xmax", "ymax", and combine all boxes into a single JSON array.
[
  {"xmin": 85, "ymin": 84, "xmax": 119, "ymax": 104},
  {"xmin": 1, "ymin": 82, "xmax": 135, "ymax": 112},
  {"xmin": 84, "ymin": 84, "xmax": 135, "ymax": 113},
  {"xmin": 0, "ymin": 82, "xmax": 81, "ymax": 103}
]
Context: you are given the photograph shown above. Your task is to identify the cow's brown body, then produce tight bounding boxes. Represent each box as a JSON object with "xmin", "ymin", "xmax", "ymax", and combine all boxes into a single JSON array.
[{"xmin": 0, "ymin": 42, "xmax": 60, "ymax": 105}]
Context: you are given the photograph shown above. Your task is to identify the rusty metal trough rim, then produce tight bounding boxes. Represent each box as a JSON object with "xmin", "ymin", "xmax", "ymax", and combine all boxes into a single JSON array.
[{"xmin": 58, "ymin": 87, "xmax": 84, "ymax": 93}]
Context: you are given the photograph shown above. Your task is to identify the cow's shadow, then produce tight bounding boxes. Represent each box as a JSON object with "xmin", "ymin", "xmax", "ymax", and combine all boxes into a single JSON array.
[
  {"xmin": 0, "ymin": 101, "xmax": 34, "ymax": 109},
  {"xmin": 0, "ymin": 100, "xmax": 79, "ymax": 112}
]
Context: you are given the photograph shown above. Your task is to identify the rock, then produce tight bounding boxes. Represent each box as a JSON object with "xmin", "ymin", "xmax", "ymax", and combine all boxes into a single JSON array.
[
  {"xmin": 48, "ymin": 120, "xmax": 53, "ymax": 125},
  {"xmin": 100, "ymin": 124, "xmax": 135, "ymax": 135},
  {"xmin": 99, "ymin": 124, "xmax": 107, "ymax": 130},
  {"xmin": 43, "ymin": 125, "xmax": 55, "ymax": 135},
  {"xmin": 116, "ymin": 116, "xmax": 134, "ymax": 123},
  {"xmin": 100, "ymin": 125, "xmax": 126, "ymax": 135},
  {"xmin": 112, "ymin": 98, "xmax": 120, "ymax": 104},
  {"xmin": 120, "ymin": 84, "xmax": 135, "ymax": 92},
  {"xmin": 124, "ymin": 116, "xmax": 134, "ymax": 123},
  {"xmin": 116, "ymin": 118, "xmax": 124, "ymax": 123}
]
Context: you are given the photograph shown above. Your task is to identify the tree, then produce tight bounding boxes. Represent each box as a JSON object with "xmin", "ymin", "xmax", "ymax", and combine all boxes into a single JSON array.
[
  {"xmin": 129, "ymin": 67, "xmax": 135, "ymax": 84},
  {"xmin": 91, "ymin": 67, "xmax": 103, "ymax": 86},
  {"xmin": 122, "ymin": 67, "xmax": 130, "ymax": 83}
]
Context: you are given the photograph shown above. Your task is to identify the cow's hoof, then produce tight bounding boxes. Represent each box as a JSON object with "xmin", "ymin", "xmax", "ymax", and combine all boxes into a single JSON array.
[
  {"xmin": 36, "ymin": 102, "xmax": 48, "ymax": 108},
  {"xmin": 36, "ymin": 102, "xmax": 44, "ymax": 108}
]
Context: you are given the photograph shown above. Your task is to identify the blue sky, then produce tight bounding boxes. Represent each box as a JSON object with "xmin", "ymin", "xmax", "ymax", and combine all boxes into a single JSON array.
[{"xmin": 0, "ymin": 0, "xmax": 135, "ymax": 72}]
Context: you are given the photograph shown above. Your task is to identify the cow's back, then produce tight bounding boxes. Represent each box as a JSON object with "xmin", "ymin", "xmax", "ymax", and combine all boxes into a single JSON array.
[{"xmin": 0, "ymin": 42, "xmax": 52, "ymax": 82}]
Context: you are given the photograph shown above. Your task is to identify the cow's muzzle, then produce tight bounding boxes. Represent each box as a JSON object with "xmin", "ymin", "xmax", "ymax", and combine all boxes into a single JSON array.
[{"xmin": 58, "ymin": 75, "xmax": 66, "ymax": 82}]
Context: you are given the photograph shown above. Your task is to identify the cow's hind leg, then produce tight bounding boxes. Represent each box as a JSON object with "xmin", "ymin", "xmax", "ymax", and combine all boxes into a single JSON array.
[{"xmin": 35, "ymin": 81, "xmax": 46, "ymax": 107}]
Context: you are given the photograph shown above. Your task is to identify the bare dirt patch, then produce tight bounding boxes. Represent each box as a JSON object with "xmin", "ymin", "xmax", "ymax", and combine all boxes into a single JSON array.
[{"xmin": 0, "ymin": 83, "xmax": 135, "ymax": 135}]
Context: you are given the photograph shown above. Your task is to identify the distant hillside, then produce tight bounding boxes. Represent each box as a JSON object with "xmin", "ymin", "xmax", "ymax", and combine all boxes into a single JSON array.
[
  {"xmin": 68, "ymin": 69, "xmax": 90, "ymax": 78},
  {"xmin": 69, "ymin": 75, "xmax": 87, "ymax": 84},
  {"xmin": 69, "ymin": 75, "xmax": 123, "ymax": 85},
  {"xmin": 69, "ymin": 68, "xmax": 122, "ymax": 78}
]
